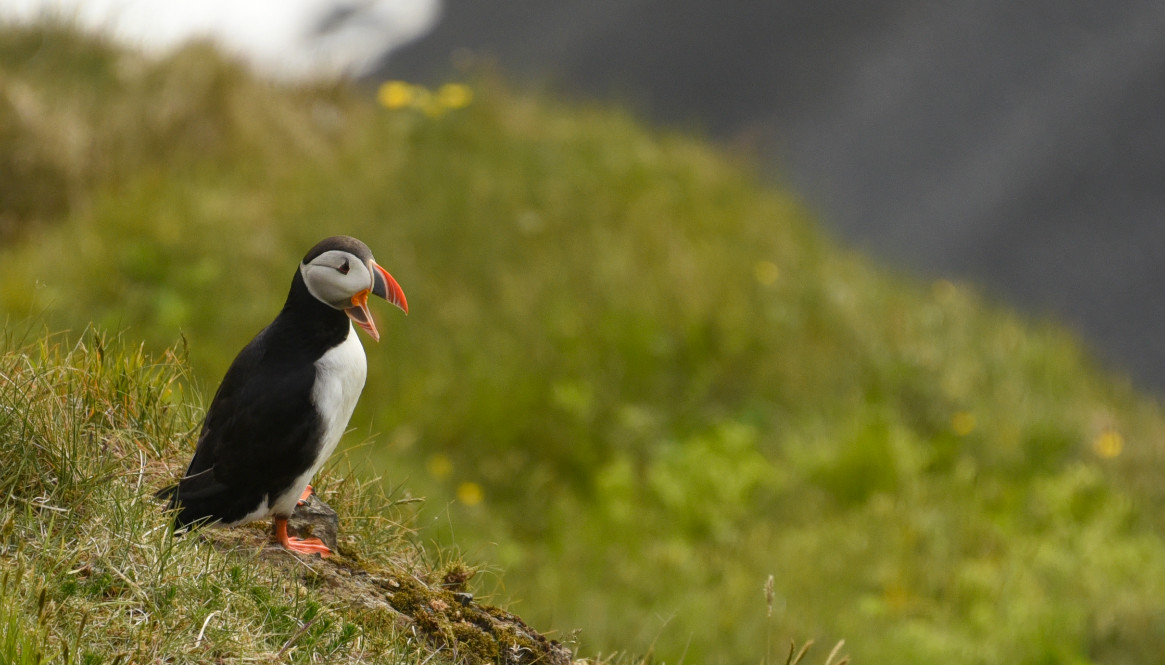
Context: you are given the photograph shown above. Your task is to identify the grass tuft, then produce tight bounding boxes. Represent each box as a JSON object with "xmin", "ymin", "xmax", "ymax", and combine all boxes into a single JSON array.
[{"xmin": 0, "ymin": 331, "xmax": 571, "ymax": 664}]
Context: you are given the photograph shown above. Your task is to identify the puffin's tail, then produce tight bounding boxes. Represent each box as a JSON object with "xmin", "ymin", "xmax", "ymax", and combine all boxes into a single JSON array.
[
  {"xmin": 153, "ymin": 483, "xmax": 187, "ymax": 527},
  {"xmin": 154, "ymin": 483, "xmax": 179, "ymax": 504},
  {"xmin": 154, "ymin": 468, "xmax": 237, "ymax": 529}
]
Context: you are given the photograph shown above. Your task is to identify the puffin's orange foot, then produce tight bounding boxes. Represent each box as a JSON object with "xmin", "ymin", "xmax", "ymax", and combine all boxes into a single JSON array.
[
  {"xmin": 296, "ymin": 484, "xmax": 315, "ymax": 507},
  {"xmin": 273, "ymin": 515, "xmax": 332, "ymax": 558},
  {"xmin": 282, "ymin": 536, "xmax": 333, "ymax": 558}
]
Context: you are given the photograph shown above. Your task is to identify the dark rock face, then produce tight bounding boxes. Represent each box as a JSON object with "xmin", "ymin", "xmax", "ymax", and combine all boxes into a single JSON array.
[
  {"xmin": 381, "ymin": 0, "xmax": 1165, "ymax": 393},
  {"xmin": 286, "ymin": 491, "xmax": 340, "ymax": 551}
]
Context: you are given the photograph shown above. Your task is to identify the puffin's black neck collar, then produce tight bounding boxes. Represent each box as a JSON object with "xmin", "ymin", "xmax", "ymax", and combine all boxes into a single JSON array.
[{"xmin": 272, "ymin": 268, "xmax": 351, "ymax": 351}]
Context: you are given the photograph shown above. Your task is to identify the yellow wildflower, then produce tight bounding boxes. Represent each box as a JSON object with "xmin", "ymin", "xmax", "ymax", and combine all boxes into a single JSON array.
[
  {"xmin": 951, "ymin": 411, "xmax": 976, "ymax": 436},
  {"xmin": 753, "ymin": 260, "xmax": 780, "ymax": 286},
  {"xmin": 436, "ymin": 83, "xmax": 474, "ymax": 109},
  {"xmin": 377, "ymin": 80, "xmax": 416, "ymax": 109},
  {"xmin": 427, "ymin": 453, "xmax": 453, "ymax": 479},
  {"xmin": 1092, "ymin": 430, "xmax": 1123, "ymax": 459},
  {"xmin": 457, "ymin": 481, "xmax": 484, "ymax": 506}
]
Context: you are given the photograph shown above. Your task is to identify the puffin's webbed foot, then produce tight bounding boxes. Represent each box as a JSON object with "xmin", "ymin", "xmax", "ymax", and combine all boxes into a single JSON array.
[{"xmin": 273, "ymin": 516, "xmax": 332, "ymax": 558}]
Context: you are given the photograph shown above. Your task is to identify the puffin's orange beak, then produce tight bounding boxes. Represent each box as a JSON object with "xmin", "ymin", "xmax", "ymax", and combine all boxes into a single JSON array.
[
  {"xmin": 369, "ymin": 260, "xmax": 408, "ymax": 315},
  {"xmin": 344, "ymin": 260, "xmax": 407, "ymax": 342}
]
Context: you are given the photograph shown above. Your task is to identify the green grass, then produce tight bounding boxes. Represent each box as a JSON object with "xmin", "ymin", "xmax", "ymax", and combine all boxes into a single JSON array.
[
  {"xmin": 0, "ymin": 330, "xmax": 581, "ymax": 664},
  {"xmin": 0, "ymin": 331, "xmax": 407, "ymax": 663},
  {"xmin": 2, "ymin": 22, "xmax": 1164, "ymax": 665}
]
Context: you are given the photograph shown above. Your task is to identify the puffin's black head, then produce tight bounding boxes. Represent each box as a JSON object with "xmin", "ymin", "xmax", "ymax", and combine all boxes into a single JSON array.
[{"xmin": 299, "ymin": 235, "xmax": 408, "ymax": 341}]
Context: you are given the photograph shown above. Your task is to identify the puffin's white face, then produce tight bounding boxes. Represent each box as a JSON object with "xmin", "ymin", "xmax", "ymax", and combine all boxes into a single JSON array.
[
  {"xmin": 300, "ymin": 248, "xmax": 408, "ymax": 341},
  {"xmin": 301, "ymin": 249, "xmax": 374, "ymax": 309}
]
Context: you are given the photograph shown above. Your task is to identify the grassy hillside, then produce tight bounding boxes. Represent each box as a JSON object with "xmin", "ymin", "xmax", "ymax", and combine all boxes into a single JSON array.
[
  {"xmin": 2, "ymin": 23, "xmax": 1164, "ymax": 665},
  {"xmin": 0, "ymin": 332, "xmax": 578, "ymax": 664}
]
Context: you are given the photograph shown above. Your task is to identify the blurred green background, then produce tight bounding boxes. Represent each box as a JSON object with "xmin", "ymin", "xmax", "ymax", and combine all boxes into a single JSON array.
[{"xmin": 2, "ymin": 25, "xmax": 1163, "ymax": 665}]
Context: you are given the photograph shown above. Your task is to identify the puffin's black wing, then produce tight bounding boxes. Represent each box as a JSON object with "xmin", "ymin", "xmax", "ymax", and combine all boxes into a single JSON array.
[{"xmin": 168, "ymin": 325, "xmax": 324, "ymax": 527}]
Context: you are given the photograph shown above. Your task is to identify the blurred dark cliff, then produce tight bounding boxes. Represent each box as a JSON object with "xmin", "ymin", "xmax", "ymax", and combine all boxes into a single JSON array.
[{"xmin": 379, "ymin": 0, "xmax": 1165, "ymax": 394}]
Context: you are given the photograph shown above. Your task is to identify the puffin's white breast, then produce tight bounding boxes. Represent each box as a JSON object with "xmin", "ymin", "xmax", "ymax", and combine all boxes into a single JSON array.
[
  {"xmin": 311, "ymin": 323, "xmax": 368, "ymax": 454},
  {"xmin": 269, "ymin": 323, "xmax": 367, "ymax": 517}
]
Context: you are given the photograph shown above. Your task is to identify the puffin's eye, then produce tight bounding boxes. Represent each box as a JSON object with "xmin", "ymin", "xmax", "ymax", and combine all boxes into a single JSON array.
[{"xmin": 338, "ymin": 259, "xmax": 350, "ymax": 274}]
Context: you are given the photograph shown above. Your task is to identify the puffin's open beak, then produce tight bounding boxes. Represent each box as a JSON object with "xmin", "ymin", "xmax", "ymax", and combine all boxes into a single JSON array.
[
  {"xmin": 346, "ymin": 290, "xmax": 380, "ymax": 341},
  {"xmin": 344, "ymin": 261, "xmax": 407, "ymax": 342}
]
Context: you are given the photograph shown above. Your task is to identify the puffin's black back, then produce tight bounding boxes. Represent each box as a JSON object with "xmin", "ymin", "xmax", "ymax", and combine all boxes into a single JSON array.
[{"xmin": 167, "ymin": 267, "xmax": 351, "ymax": 526}]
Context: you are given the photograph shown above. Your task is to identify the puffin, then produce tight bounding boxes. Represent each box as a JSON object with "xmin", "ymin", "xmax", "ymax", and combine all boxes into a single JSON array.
[{"xmin": 162, "ymin": 235, "xmax": 408, "ymax": 557}]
